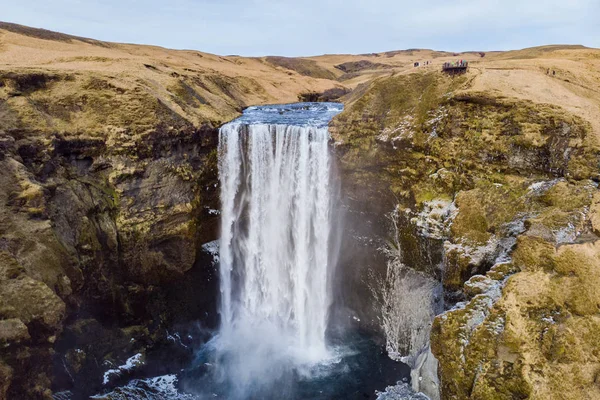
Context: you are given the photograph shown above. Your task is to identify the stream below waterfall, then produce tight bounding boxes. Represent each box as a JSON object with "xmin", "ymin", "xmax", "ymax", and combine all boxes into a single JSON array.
[{"xmin": 85, "ymin": 103, "xmax": 414, "ymax": 400}]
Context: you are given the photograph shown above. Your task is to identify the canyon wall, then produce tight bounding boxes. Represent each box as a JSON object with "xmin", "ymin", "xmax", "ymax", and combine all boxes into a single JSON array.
[
  {"xmin": 2, "ymin": 23, "xmax": 600, "ymax": 400},
  {"xmin": 0, "ymin": 70, "xmax": 223, "ymax": 399},
  {"xmin": 0, "ymin": 23, "xmax": 346, "ymax": 398},
  {"xmin": 330, "ymin": 63, "xmax": 600, "ymax": 399}
]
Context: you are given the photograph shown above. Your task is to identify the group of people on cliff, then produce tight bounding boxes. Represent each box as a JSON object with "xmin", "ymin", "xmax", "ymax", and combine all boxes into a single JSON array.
[{"xmin": 443, "ymin": 60, "xmax": 468, "ymax": 69}]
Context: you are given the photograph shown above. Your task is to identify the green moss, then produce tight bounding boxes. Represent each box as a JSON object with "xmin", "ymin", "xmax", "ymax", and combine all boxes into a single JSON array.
[
  {"xmin": 411, "ymin": 182, "xmax": 452, "ymax": 206},
  {"xmin": 471, "ymin": 361, "xmax": 532, "ymax": 400},
  {"xmin": 539, "ymin": 181, "xmax": 594, "ymax": 211},
  {"xmin": 451, "ymin": 182, "xmax": 527, "ymax": 245},
  {"xmin": 512, "ymin": 236, "xmax": 555, "ymax": 272}
]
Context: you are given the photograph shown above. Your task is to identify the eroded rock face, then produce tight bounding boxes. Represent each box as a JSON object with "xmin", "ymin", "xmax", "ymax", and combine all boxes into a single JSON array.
[
  {"xmin": 432, "ymin": 238, "xmax": 600, "ymax": 400},
  {"xmin": 429, "ymin": 178, "xmax": 600, "ymax": 399},
  {"xmin": 0, "ymin": 72, "xmax": 221, "ymax": 398},
  {"xmin": 331, "ymin": 70, "xmax": 600, "ymax": 399}
]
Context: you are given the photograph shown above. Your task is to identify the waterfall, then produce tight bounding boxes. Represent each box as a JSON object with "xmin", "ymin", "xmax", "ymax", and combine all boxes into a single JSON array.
[
  {"xmin": 90, "ymin": 103, "xmax": 415, "ymax": 400},
  {"xmin": 214, "ymin": 112, "xmax": 339, "ymax": 395}
]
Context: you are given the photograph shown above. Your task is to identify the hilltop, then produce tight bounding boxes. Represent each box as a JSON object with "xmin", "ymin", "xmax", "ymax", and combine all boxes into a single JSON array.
[{"xmin": 1, "ymin": 21, "xmax": 599, "ymax": 138}]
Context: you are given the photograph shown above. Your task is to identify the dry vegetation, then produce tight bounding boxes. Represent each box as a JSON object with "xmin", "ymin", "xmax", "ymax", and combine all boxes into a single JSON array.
[
  {"xmin": 1, "ymin": 21, "xmax": 600, "ymax": 400},
  {"xmin": 1, "ymin": 21, "xmax": 599, "ymax": 139}
]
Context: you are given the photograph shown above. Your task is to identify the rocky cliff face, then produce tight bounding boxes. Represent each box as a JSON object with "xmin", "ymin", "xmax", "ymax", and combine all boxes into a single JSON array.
[
  {"xmin": 330, "ymin": 63, "xmax": 600, "ymax": 399},
  {"xmin": 0, "ymin": 70, "xmax": 223, "ymax": 398}
]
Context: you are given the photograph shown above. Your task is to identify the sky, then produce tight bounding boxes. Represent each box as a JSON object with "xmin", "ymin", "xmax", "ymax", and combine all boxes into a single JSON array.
[{"xmin": 2, "ymin": 0, "xmax": 599, "ymax": 56}]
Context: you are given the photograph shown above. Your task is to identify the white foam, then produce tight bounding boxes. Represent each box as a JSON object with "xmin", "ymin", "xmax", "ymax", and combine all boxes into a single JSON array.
[
  {"xmin": 102, "ymin": 353, "xmax": 143, "ymax": 385},
  {"xmin": 216, "ymin": 122, "xmax": 337, "ymax": 393},
  {"xmin": 92, "ymin": 374, "xmax": 194, "ymax": 399}
]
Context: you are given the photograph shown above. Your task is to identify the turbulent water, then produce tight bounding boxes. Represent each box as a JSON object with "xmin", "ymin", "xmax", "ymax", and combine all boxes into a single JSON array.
[
  {"xmin": 213, "ymin": 103, "xmax": 342, "ymax": 397},
  {"xmin": 87, "ymin": 103, "xmax": 415, "ymax": 400}
]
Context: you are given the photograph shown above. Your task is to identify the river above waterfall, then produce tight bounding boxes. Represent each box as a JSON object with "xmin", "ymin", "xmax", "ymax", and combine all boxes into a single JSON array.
[
  {"xmin": 232, "ymin": 102, "xmax": 344, "ymax": 127},
  {"xmin": 85, "ymin": 103, "xmax": 412, "ymax": 400}
]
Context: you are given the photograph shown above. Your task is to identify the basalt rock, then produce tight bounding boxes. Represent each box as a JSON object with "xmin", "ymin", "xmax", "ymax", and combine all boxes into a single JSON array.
[{"xmin": 0, "ymin": 71, "xmax": 222, "ymax": 397}]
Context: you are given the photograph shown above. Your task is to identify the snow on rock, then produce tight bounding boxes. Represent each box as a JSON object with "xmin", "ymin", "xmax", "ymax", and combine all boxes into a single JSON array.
[
  {"xmin": 201, "ymin": 240, "xmax": 220, "ymax": 263},
  {"xmin": 443, "ymin": 217, "xmax": 525, "ymax": 276},
  {"xmin": 377, "ymin": 115, "xmax": 414, "ymax": 145},
  {"xmin": 437, "ymin": 270, "xmax": 508, "ymax": 365},
  {"xmin": 527, "ymin": 178, "xmax": 561, "ymax": 194},
  {"xmin": 444, "ymin": 237, "xmax": 499, "ymax": 268},
  {"xmin": 411, "ymin": 199, "xmax": 457, "ymax": 240},
  {"xmin": 166, "ymin": 331, "xmax": 189, "ymax": 349},
  {"xmin": 464, "ymin": 275, "xmax": 497, "ymax": 297},
  {"xmin": 376, "ymin": 381, "xmax": 430, "ymax": 400},
  {"xmin": 555, "ymin": 221, "xmax": 579, "ymax": 244}
]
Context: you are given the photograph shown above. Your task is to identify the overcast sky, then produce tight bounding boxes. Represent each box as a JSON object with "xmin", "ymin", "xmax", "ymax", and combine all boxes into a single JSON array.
[{"xmin": 2, "ymin": 0, "xmax": 599, "ymax": 56}]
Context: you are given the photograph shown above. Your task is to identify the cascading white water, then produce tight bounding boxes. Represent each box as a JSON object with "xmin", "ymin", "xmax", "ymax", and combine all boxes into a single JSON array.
[
  {"xmin": 219, "ymin": 123, "xmax": 332, "ymax": 354},
  {"xmin": 214, "ymin": 104, "xmax": 342, "ymax": 396},
  {"xmin": 90, "ymin": 104, "xmax": 415, "ymax": 399}
]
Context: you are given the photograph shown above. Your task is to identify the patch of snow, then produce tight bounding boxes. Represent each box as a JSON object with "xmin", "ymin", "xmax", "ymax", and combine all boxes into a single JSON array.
[
  {"xmin": 102, "ymin": 368, "xmax": 118, "ymax": 385},
  {"xmin": 376, "ymin": 381, "xmax": 430, "ymax": 400},
  {"xmin": 440, "ymin": 275, "xmax": 507, "ymax": 365},
  {"xmin": 444, "ymin": 215, "xmax": 525, "ymax": 271},
  {"xmin": 122, "ymin": 353, "xmax": 143, "ymax": 370},
  {"xmin": 464, "ymin": 275, "xmax": 494, "ymax": 294},
  {"xmin": 166, "ymin": 331, "xmax": 189, "ymax": 349},
  {"xmin": 527, "ymin": 178, "xmax": 561, "ymax": 194},
  {"xmin": 555, "ymin": 222, "xmax": 578, "ymax": 244},
  {"xmin": 201, "ymin": 240, "xmax": 220, "ymax": 263},
  {"xmin": 412, "ymin": 199, "xmax": 457, "ymax": 240},
  {"xmin": 448, "ymin": 301, "xmax": 468, "ymax": 312},
  {"xmin": 541, "ymin": 310, "xmax": 560, "ymax": 324},
  {"xmin": 425, "ymin": 107, "xmax": 447, "ymax": 130},
  {"xmin": 444, "ymin": 237, "xmax": 499, "ymax": 268},
  {"xmin": 488, "ymin": 316, "xmax": 505, "ymax": 335},
  {"xmin": 378, "ymin": 115, "xmax": 415, "ymax": 145},
  {"xmin": 138, "ymin": 375, "xmax": 185, "ymax": 397}
]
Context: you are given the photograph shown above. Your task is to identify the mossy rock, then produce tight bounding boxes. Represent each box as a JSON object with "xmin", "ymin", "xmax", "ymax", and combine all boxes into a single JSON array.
[
  {"xmin": 512, "ymin": 236, "xmax": 556, "ymax": 272},
  {"xmin": 436, "ymin": 238, "xmax": 600, "ymax": 400}
]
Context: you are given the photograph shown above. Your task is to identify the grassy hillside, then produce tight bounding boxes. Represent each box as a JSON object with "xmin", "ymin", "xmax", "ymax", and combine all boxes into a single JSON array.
[
  {"xmin": 1, "ymin": 21, "xmax": 600, "ymax": 400},
  {"xmin": 329, "ymin": 46, "xmax": 600, "ymax": 400}
]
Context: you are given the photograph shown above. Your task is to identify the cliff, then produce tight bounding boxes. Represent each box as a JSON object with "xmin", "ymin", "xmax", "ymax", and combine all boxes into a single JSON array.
[
  {"xmin": 1, "ymin": 21, "xmax": 600, "ymax": 399},
  {"xmin": 330, "ymin": 46, "xmax": 600, "ymax": 399}
]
